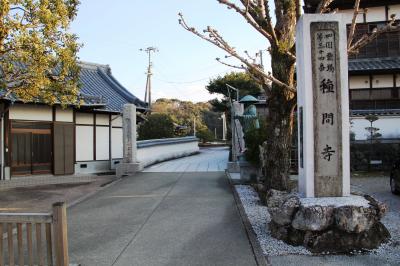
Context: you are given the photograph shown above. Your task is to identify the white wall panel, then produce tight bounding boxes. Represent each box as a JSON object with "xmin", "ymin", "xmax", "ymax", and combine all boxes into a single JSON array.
[
  {"xmin": 55, "ymin": 107, "xmax": 73, "ymax": 122},
  {"xmin": 351, "ymin": 116, "xmax": 400, "ymax": 140},
  {"xmin": 388, "ymin": 5, "xmax": 400, "ymax": 19},
  {"xmin": 372, "ymin": 75, "xmax": 394, "ymax": 88},
  {"xmin": 96, "ymin": 127, "xmax": 109, "ymax": 160},
  {"xmin": 76, "ymin": 113, "xmax": 94, "ymax": 125},
  {"xmin": 76, "ymin": 126, "xmax": 94, "ymax": 161},
  {"xmin": 366, "ymin": 7, "xmax": 386, "ymax": 22},
  {"xmin": 112, "ymin": 115, "xmax": 122, "ymax": 127},
  {"xmin": 111, "ymin": 128, "xmax": 123, "ymax": 159},
  {"xmin": 96, "ymin": 114, "xmax": 109, "ymax": 125},
  {"xmin": 349, "ymin": 76, "xmax": 370, "ymax": 89},
  {"xmin": 338, "ymin": 9, "xmax": 364, "ymax": 24},
  {"xmin": 396, "ymin": 74, "xmax": 400, "ymax": 87},
  {"xmin": 9, "ymin": 104, "xmax": 52, "ymax": 121}
]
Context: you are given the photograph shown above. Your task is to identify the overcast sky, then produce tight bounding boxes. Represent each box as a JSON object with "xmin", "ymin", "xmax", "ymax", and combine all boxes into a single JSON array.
[{"xmin": 71, "ymin": 0, "xmax": 269, "ymax": 103}]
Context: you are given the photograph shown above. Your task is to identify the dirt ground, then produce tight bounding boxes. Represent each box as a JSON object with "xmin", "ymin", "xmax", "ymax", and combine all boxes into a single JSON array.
[{"xmin": 0, "ymin": 175, "xmax": 117, "ymax": 213}]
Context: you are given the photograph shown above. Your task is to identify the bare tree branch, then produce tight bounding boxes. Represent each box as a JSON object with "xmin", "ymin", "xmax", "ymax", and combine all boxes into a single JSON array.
[
  {"xmin": 347, "ymin": 0, "xmax": 361, "ymax": 49},
  {"xmin": 217, "ymin": 0, "xmax": 274, "ymax": 42},
  {"xmin": 349, "ymin": 15, "xmax": 399, "ymax": 54},
  {"xmin": 316, "ymin": 0, "xmax": 334, "ymax": 14},
  {"xmin": 216, "ymin": 58, "xmax": 246, "ymax": 69},
  {"xmin": 178, "ymin": 13, "xmax": 295, "ymax": 93}
]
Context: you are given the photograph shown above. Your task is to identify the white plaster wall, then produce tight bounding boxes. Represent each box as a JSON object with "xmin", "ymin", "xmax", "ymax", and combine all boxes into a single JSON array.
[
  {"xmin": 96, "ymin": 114, "xmax": 109, "ymax": 125},
  {"xmin": 366, "ymin": 7, "xmax": 386, "ymax": 22},
  {"xmin": 372, "ymin": 75, "xmax": 394, "ymax": 88},
  {"xmin": 76, "ymin": 125, "xmax": 94, "ymax": 161},
  {"xmin": 76, "ymin": 113, "xmax": 93, "ymax": 125},
  {"xmin": 111, "ymin": 128, "xmax": 123, "ymax": 159},
  {"xmin": 388, "ymin": 5, "xmax": 400, "ymax": 19},
  {"xmin": 96, "ymin": 127, "xmax": 109, "ymax": 160},
  {"xmin": 137, "ymin": 141, "xmax": 199, "ymax": 167},
  {"xmin": 351, "ymin": 116, "xmax": 400, "ymax": 140},
  {"xmin": 111, "ymin": 115, "xmax": 122, "ymax": 127},
  {"xmin": 338, "ymin": 9, "xmax": 364, "ymax": 24},
  {"xmin": 349, "ymin": 76, "xmax": 370, "ymax": 89},
  {"xmin": 55, "ymin": 107, "xmax": 73, "ymax": 122},
  {"xmin": 9, "ymin": 104, "xmax": 52, "ymax": 121}
]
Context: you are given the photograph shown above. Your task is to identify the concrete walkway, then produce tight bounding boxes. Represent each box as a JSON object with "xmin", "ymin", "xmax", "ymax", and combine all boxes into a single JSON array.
[
  {"xmin": 68, "ymin": 148, "xmax": 257, "ymax": 266},
  {"xmin": 144, "ymin": 147, "xmax": 229, "ymax": 172}
]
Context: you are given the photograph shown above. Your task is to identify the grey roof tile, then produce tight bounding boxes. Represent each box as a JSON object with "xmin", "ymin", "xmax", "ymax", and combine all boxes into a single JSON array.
[
  {"xmin": 78, "ymin": 62, "xmax": 147, "ymax": 112},
  {"xmin": 348, "ymin": 57, "xmax": 400, "ymax": 73}
]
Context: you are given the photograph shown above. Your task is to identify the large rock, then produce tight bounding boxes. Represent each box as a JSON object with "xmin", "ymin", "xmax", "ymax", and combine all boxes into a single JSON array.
[
  {"xmin": 292, "ymin": 205, "xmax": 334, "ymax": 231},
  {"xmin": 335, "ymin": 206, "xmax": 378, "ymax": 233},
  {"xmin": 306, "ymin": 222, "xmax": 390, "ymax": 253},
  {"xmin": 266, "ymin": 189, "xmax": 300, "ymax": 226},
  {"xmin": 266, "ymin": 192, "xmax": 391, "ymax": 254}
]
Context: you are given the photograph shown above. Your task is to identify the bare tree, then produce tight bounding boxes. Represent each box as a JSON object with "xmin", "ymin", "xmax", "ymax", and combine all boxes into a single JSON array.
[{"xmin": 179, "ymin": 0, "xmax": 399, "ymax": 190}]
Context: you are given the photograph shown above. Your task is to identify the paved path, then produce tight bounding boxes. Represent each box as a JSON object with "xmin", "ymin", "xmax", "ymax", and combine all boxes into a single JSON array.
[
  {"xmin": 68, "ymin": 148, "xmax": 257, "ymax": 266},
  {"xmin": 144, "ymin": 147, "xmax": 229, "ymax": 172}
]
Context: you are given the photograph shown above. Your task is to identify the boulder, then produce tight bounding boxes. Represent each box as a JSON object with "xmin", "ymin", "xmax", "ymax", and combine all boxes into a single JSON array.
[
  {"xmin": 266, "ymin": 193, "xmax": 391, "ymax": 254},
  {"xmin": 265, "ymin": 189, "xmax": 288, "ymax": 208},
  {"xmin": 266, "ymin": 189, "xmax": 300, "ymax": 226},
  {"xmin": 292, "ymin": 205, "xmax": 334, "ymax": 231},
  {"xmin": 335, "ymin": 206, "xmax": 378, "ymax": 233},
  {"xmin": 306, "ymin": 222, "xmax": 390, "ymax": 253}
]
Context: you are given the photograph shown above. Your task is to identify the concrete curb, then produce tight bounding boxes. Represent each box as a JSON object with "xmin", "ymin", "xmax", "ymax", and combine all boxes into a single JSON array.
[{"xmin": 225, "ymin": 170, "xmax": 271, "ymax": 266}]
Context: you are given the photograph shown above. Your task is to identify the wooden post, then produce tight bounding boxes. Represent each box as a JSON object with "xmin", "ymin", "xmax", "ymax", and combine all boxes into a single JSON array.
[{"xmin": 53, "ymin": 202, "xmax": 69, "ymax": 266}]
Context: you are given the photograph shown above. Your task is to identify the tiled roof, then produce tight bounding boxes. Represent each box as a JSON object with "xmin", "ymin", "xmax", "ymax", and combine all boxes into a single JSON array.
[
  {"xmin": 348, "ymin": 57, "xmax": 400, "ymax": 73},
  {"xmin": 78, "ymin": 62, "xmax": 147, "ymax": 112},
  {"xmin": 1, "ymin": 61, "xmax": 147, "ymax": 113},
  {"xmin": 350, "ymin": 109, "xmax": 400, "ymax": 116}
]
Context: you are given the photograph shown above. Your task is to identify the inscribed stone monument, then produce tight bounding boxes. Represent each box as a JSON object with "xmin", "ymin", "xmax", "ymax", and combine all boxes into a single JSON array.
[{"xmin": 296, "ymin": 14, "xmax": 350, "ymax": 197}]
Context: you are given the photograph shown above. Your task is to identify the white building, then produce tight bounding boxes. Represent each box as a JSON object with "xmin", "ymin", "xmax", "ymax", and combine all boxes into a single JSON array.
[
  {"xmin": 305, "ymin": 1, "xmax": 400, "ymax": 141},
  {"xmin": 0, "ymin": 62, "xmax": 147, "ymax": 179}
]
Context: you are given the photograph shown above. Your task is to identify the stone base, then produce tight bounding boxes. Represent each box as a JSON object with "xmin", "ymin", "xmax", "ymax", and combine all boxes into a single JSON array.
[
  {"xmin": 116, "ymin": 162, "xmax": 143, "ymax": 178},
  {"xmin": 239, "ymin": 160, "xmax": 259, "ymax": 183},
  {"xmin": 227, "ymin": 161, "xmax": 240, "ymax": 173},
  {"xmin": 266, "ymin": 190, "xmax": 390, "ymax": 253}
]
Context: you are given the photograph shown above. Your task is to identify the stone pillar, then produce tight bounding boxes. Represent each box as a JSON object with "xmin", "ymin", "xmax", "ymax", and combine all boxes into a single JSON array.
[
  {"xmin": 296, "ymin": 14, "xmax": 350, "ymax": 197},
  {"xmin": 116, "ymin": 104, "xmax": 143, "ymax": 177},
  {"xmin": 231, "ymin": 101, "xmax": 244, "ymax": 162}
]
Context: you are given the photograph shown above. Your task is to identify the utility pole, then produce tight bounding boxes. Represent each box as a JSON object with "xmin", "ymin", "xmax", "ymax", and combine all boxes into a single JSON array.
[{"xmin": 140, "ymin": 47, "xmax": 158, "ymax": 111}]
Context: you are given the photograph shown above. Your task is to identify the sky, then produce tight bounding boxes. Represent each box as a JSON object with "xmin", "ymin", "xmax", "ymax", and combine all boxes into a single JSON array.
[{"xmin": 70, "ymin": 0, "xmax": 269, "ymax": 103}]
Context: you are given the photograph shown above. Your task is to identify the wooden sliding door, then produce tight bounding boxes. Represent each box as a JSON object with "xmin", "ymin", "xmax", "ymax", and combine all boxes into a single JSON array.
[
  {"xmin": 11, "ymin": 122, "xmax": 52, "ymax": 175},
  {"xmin": 53, "ymin": 123, "xmax": 74, "ymax": 175}
]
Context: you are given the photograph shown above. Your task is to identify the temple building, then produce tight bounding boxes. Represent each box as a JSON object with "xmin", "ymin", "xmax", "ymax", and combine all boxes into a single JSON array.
[
  {"xmin": 304, "ymin": 0, "xmax": 400, "ymax": 141},
  {"xmin": 0, "ymin": 62, "xmax": 147, "ymax": 179}
]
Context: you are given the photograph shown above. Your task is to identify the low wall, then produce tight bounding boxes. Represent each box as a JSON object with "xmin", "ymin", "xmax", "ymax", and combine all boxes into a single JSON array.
[{"xmin": 137, "ymin": 136, "xmax": 199, "ymax": 167}]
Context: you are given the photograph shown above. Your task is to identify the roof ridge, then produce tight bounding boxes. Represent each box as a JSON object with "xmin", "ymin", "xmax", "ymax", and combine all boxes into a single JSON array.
[
  {"xmin": 78, "ymin": 61, "xmax": 110, "ymax": 70},
  {"xmin": 349, "ymin": 56, "xmax": 400, "ymax": 62}
]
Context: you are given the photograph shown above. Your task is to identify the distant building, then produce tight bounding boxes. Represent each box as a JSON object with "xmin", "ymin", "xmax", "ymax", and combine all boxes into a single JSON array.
[
  {"xmin": 0, "ymin": 62, "xmax": 147, "ymax": 179},
  {"xmin": 304, "ymin": 0, "xmax": 400, "ymax": 141}
]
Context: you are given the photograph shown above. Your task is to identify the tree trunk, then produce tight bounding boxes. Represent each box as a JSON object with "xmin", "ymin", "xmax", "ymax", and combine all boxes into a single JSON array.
[{"xmin": 263, "ymin": 48, "xmax": 296, "ymax": 191}]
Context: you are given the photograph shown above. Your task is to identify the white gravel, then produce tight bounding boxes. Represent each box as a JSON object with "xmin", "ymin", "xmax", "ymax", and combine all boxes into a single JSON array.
[
  {"xmin": 235, "ymin": 185, "xmax": 311, "ymax": 256},
  {"xmin": 235, "ymin": 184, "xmax": 400, "ymax": 261}
]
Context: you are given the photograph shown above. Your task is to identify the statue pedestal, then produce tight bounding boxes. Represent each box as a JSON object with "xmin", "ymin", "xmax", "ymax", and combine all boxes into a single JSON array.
[
  {"xmin": 266, "ymin": 190, "xmax": 390, "ymax": 253},
  {"xmin": 238, "ymin": 160, "xmax": 260, "ymax": 183}
]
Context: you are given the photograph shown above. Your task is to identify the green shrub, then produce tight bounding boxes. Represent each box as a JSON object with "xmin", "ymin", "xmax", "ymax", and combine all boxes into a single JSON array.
[
  {"xmin": 138, "ymin": 113, "xmax": 175, "ymax": 140},
  {"xmin": 196, "ymin": 128, "xmax": 214, "ymax": 143},
  {"xmin": 244, "ymin": 120, "xmax": 267, "ymax": 166}
]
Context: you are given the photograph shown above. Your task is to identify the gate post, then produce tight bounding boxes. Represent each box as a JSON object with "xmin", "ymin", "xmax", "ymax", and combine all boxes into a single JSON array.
[{"xmin": 53, "ymin": 202, "xmax": 69, "ymax": 266}]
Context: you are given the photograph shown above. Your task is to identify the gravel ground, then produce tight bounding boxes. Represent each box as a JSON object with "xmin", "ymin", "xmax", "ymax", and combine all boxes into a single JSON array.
[
  {"xmin": 235, "ymin": 185, "xmax": 311, "ymax": 256},
  {"xmin": 235, "ymin": 183, "xmax": 400, "ymax": 264}
]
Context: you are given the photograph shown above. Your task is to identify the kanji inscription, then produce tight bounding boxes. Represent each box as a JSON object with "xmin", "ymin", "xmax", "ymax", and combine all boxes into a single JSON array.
[{"xmin": 311, "ymin": 22, "xmax": 343, "ymax": 197}]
